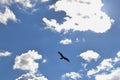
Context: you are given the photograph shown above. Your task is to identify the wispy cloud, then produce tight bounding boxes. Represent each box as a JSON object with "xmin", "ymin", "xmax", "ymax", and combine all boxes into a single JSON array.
[
  {"xmin": 15, "ymin": 0, "xmax": 49, "ymax": 12},
  {"xmin": 62, "ymin": 72, "xmax": 81, "ymax": 80},
  {"xmin": 60, "ymin": 38, "xmax": 72, "ymax": 45},
  {"xmin": 75, "ymin": 38, "xmax": 79, "ymax": 42},
  {"xmin": 41, "ymin": 0, "xmax": 49, "ymax": 3},
  {"xmin": 0, "ymin": 51, "xmax": 11, "ymax": 57},
  {"xmin": 42, "ymin": 59, "xmax": 47, "ymax": 63},
  {"xmin": 15, "ymin": 0, "xmax": 37, "ymax": 9},
  {"xmin": 43, "ymin": 0, "xmax": 114, "ymax": 34},
  {"xmin": 0, "ymin": 0, "xmax": 50, "ymax": 25},
  {"xmin": 16, "ymin": 72, "xmax": 48, "ymax": 80}
]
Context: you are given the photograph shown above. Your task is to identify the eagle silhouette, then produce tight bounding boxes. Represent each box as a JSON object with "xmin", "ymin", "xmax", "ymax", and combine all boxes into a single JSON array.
[{"xmin": 58, "ymin": 51, "xmax": 70, "ymax": 62}]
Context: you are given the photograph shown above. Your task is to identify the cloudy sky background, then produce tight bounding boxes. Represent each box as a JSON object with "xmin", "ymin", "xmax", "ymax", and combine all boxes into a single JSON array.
[{"xmin": 0, "ymin": 0, "xmax": 120, "ymax": 80}]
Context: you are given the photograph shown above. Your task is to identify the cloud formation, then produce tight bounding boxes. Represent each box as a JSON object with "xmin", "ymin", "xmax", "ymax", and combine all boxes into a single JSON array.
[
  {"xmin": 15, "ymin": 0, "xmax": 49, "ymax": 11},
  {"xmin": 41, "ymin": 0, "xmax": 49, "ymax": 3},
  {"xmin": 62, "ymin": 72, "xmax": 81, "ymax": 80},
  {"xmin": 15, "ymin": 0, "xmax": 37, "ymax": 9},
  {"xmin": 0, "ymin": 0, "xmax": 13, "ymax": 5},
  {"xmin": 95, "ymin": 68, "xmax": 120, "ymax": 80},
  {"xmin": 13, "ymin": 50, "xmax": 48, "ymax": 80},
  {"xmin": 0, "ymin": 0, "xmax": 49, "ymax": 25},
  {"xmin": 16, "ymin": 72, "xmax": 48, "ymax": 80},
  {"xmin": 0, "ymin": 51, "xmax": 11, "ymax": 57},
  {"xmin": 13, "ymin": 50, "xmax": 42, "ymax": 73},
  {"xmin": 80, "ymin": 50, "xmax": 100, "ymax": 62},
  {"xmin": 87, "ymin": 51, "xmax": 120, "ymax": 80},
  {"xmin": 60, "ymin": 38, "xmax": 72, "ymax": 45},
  {"xmin": 0, "ymin": 7, "xmax": 17, "ymax": 25},
  {"xmin": 43, "ymin": 0, "xmax": 114, "ymax": 33},
  {"xmin": 42, "ymin": 59, "xmax": 47, "ymax": 63}
]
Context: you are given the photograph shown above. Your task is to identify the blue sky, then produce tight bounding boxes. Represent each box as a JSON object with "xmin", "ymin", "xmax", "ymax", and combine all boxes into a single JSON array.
[{"xmin": 0, "ymin": 0, "xmax": 120, "ymax": 80}]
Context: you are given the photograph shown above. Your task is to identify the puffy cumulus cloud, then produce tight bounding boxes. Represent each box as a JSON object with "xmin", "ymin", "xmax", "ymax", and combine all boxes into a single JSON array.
[
  {"xmin": 13, "ymin": 50, "xmax": 42, "ymax": 73},
  {"xmin": 80, "ymin": 50, "xmax": 100, "ymax": 62},
  {"xmin": 0, "ymin": 7, "xmax": 17, "ymax": 25},
  {"xmin": 95, "ymin": 68, "xmax": 120, "ymax": 80},
  {"xmin": 43, "ymin": 0, "xmax": 114, "ymax": 33},
  {"xmin": 60, "ymin": 38, "xmax": 72, "ymax": 45},
  {"xmin": 16, "ymin": 72, "xmax": 48, "ymax": 80},
  {"xmin": 87, "ymin": 58, "xmax": 113, "ymax": 76},
  {"xmin": 0, "ymin": 51, "xmax": 11, "ymax": 57},
  {"xmin": 97, "ymin": 59, "xmax": 113, "ymax": 70},
  {"xmin": 14, "ymin": 50, "xmax": 48, "ymax": 80},
  {"xmin": 87, "ymin": 51, "xmax": 120, "ymax": 80},
  {"xmin": 62, "ymin": 72, "xmax": 81, "ymax": 80}
]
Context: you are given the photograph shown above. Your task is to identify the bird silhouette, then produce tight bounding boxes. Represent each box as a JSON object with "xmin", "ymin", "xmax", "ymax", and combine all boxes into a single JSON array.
[{"xmin": 58, "ymin": 51, "xmax": 70, "ymax": 62}]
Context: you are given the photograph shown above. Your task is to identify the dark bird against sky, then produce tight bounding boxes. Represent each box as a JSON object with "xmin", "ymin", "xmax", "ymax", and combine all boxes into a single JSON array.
[{"xmin": 58, "ymin": 51, "xmax": 70, "ymax": 62}]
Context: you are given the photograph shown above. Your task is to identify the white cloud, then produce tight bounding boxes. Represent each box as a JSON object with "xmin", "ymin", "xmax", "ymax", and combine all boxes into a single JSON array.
[
  {"xmin": 13, "ymin": 50, "xmax": 42, "ymax": 73},
  {"xmin": 16, "ymin": 72, "xmax": 48, "ymax": 80},
  {"xmin": 81, "ymin": 63, "xmax": 88, "ymax": 70},
  {"xmin": 0, "ymin": 51, "xmax": 11, "ymax": 57},
  {"xmin": 75, "ymin": 38, "xmax": 79, "ymax": 42},
  {"xmin": 95, "ymin": 73, "xmax": 110, "ymax": 80},
  {"xmin": 43, "ymin": 0, "xmax": 114, "ymax": 33},
  {"xmin": 15, "ymin": 0, "xmax": 49, "ymax": 9},
  {"xmin": 15, "ymin": 0, "xmax": 37, "ymax": 8},
  {"xmin": 0, "ymin": 7, "xmax": 17, "ymax": 25},
  {"xmin": 14, "ymin": 0, "xmax": 49, "ymax": 14},
  {"xmin": 117, "ymin": 51, "xmax": 120, "ymax": 57},
  {"xmin": 41, "ymin": 0, "xmax": 49, "ymax": 2},
  {"xmin": 43, "ymin": 18, "xmax": 61, "ymax": 32},
  {"xmin": 87, "ymin": 58, "xmax": 113, "ymax": 76},
  {"xmin": 98, "ymin": 59, "xmax": 113, "ymax": 70},
  {"xmin": 114, "ymin": 52, "xmax": 120, "ymax": 63},
  {"xmin": 14, "ymin": 50, "xmax": 48, "ymax": 80},
  {"xmin": 80, "ymin": 50, "xmax": 100, "ymax": 62},
  {"xmin": 95, "ymin": 68, "xmax": 120, "ymax": 80},
  {"xmin": 87, "ymin": 51, "xmax": 120, "ymax": 80},
  {"xmin": 0, "ymin": 0, "xmax": 13, "ymax": 5},
  {"xmin": 0, "ymin": 0, "xmax": 42, "ymax": 15},
  {"xmin": 42, "ymin": 59, "xmax": 47, "ymax": 63},
  {"xmin": 60, "ymin": 39, "xmax": 72, "ymax": 45},
  {"xmin": 62, "ymin": 72, "xmax": 81, "ymax": 80}
]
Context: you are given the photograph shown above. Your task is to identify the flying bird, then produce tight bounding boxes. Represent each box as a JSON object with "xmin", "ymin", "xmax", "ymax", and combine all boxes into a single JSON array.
[{"xmin": 58, "ymin": 51, "xmax": 70, "ymax": 62}]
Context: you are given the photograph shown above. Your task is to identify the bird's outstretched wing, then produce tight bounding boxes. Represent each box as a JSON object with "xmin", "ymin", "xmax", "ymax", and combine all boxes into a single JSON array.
[
  {"xmin": 64, "ymin": 57, "xmax": 70, "ymax": 62},
  {"xmin": 58, "ymin": 51, "xmax": 64, "ymax": 58},
  {"xmin": 58, "ymin": 51, "xmax": 70, "ymax": 62}
]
